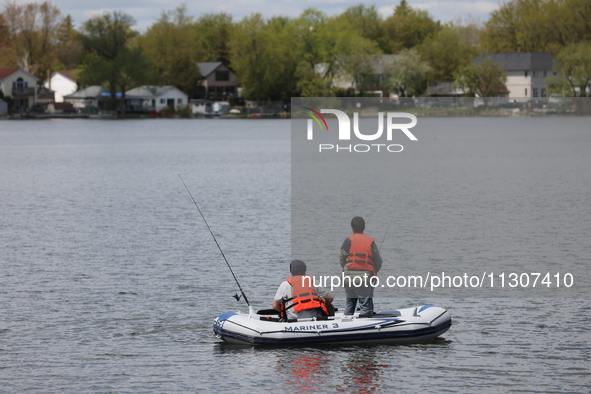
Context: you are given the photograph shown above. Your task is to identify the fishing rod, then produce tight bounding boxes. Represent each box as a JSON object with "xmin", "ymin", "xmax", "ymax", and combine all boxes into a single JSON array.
[
  {"xmin": 178, "ymin": 175, "xmax": 252, "ymax": 310},
  {"xmin": 379, "ymin": 215, "xmax": 395, "ymax": 250}
]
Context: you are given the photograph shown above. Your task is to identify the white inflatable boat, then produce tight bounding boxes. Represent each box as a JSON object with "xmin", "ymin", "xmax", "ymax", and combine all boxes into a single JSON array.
[{"xmin": 213, "ymin": 305, "xmax": 451, "ymax": 346}]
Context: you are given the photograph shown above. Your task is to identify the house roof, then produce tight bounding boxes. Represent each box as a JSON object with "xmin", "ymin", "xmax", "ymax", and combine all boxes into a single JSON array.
[
  {"xmin": 0, "ymin": 67, "xmax": 39, "ymax": 81},
  {"xmin": 52, "ymin": 70, "xmax": 78, "ymax": 83},
  {"xmin": 0, "ymin": 68, "xmax": 19, "ymax": 79},
  {"xmin": 125, "ymin": 85, "xmax": 187, "ymax": 98},
  {"xmin": 474, "ymin": 52, "xmax": 555, "ymax": 70},
  {"xmin": 197, "ymin": 62, "xmax": 224, "ymax": 78},
  {"xmin": 63, "ymin": 85, "xmax": 107, "ymax": 99}
]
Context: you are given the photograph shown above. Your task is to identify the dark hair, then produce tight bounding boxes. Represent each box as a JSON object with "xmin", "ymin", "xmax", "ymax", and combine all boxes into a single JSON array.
[
  {"xmin": 351, "ymin": 216, "xmax": 365, "ymax": 233},
  {"xmin": 290, "ymin": 259, "xmax": 307, "ymax": 276}
]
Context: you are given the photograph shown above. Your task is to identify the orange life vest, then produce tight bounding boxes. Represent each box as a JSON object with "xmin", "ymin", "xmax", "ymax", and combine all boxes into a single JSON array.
[
  {"xmin": 283, "ymin": 276, "xmax": 328, "ymax": 316},
  {"xmin": 346, "ymin": 233, "xmax": 376, "ymax": 276}
]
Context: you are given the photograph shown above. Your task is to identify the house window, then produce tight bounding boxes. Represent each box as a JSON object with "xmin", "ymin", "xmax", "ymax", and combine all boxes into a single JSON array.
[
  {"xmin": 525, "ymin": 88, "xmax": 528, "ymax": 96},
  {"xmin": 525, "ymin": 71, "xmax": 528, "ymax": 77},
  {"xmin": 215, "ymin": 70, "xmax": 230, "ymax": 81},
  {"xmin": 177, "ymin": 98, "xmax": 183, "ymax": 104},
  {"xmin": 532, "ymin": 70, "xmax": 537, "ymax": 77},
  {"xmin": 160, "ymin": 98, "xmax": 165, "ymax": 104},
  {"xmin": 543, "ymin": 71, "xmax": 547, "ymax": 77},
  {"xmin": 533, "ymin": 88, "xmax": 538, "ymax": 97},
  {"xmin": 541, "ymin": 88, "xmax": 546, "ymax": 97}
]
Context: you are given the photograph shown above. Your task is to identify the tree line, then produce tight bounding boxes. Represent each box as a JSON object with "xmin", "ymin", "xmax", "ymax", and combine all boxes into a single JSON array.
[{"xmin": 1, "ymin": 0, "xmax": 590, "ymax": 108}]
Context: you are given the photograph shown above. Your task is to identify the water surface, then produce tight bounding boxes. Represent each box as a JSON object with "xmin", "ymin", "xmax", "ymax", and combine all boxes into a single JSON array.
[{"xmin": 0, "ymin": 118, "xmax": 589, "ymax": 392}]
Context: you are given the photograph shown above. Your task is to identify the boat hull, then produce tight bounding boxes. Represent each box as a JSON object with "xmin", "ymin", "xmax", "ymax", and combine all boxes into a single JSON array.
[{"xmin": 213, "ymin": 305, "xmax": 451, "ymax": 346}]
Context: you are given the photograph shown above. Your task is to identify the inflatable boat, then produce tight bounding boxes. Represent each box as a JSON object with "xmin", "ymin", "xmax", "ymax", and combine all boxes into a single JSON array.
[{"xmin": 213, "ymin": 304, "xmax": 451, "ymax": 346}]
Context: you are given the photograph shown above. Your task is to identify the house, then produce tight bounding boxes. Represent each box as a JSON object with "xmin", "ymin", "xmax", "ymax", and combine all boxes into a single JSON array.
[
  {"xmin": 63, "ymin": 85, "xmax": 108, "ymax": 110},
  {"xmin": 474, "ymin": 52, "xmax": 556, "ymax": 100},
  {"xmin": 196, "ymin": 62, "xmax": 238, "ymax": 100},
  {"xmin": 125, "ymin": 85, "xmax": 188, "ymax": 112},
  {"xmin": 0, "ymin": 68, "xmax": 39, "ymax": 111},
  {"xmin": 44, "ymin": 70, "xmax": 78, "ymax": 102}
]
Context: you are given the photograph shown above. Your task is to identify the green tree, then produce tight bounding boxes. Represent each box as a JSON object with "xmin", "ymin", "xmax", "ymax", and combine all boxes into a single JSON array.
[
  {"xmin": 53, "ymin": 15, "xmax": 82, "ymax": 70},
  {"xmin": 384, "ymin": 48, "xmax": 431, "ymax": 97},
  {"xmin": 483, "ymin": 0, "xmax": 549, "ymax": 53},
  {"xmin": 194, "ymin": 12, "xmax": 233, "ymax": 63},
  {"xmin": 455, "ymin": 56, "xmax": 508, "ymax": 97},
  {"xmin": 293, "ymin": 9, "xmax": 380, "ymax": 96},
  {"xmin": 338, "ymin": 4, "xmax": 386, "ymax": 52},
  {"xmin": 141, "ymin": 5, "xmax": 201, "ymax": 96},
  {"xmin": 166, "ymin": 50, "xmax": 201, "ymax": 97},
  {"xmin": 79, "ymin": 11, "xmax": 152, "ymax": 115},
  {"xmin": 292, "ymin": 9, "xmax": 333, "ymax": 96},
  {"xmin": 383, "ymin": 0, "xmax": 440, "ymax": 53},
  {"xmin": 416, "ymin": 23, "xmax": 479, "ymax": 81},
  {"xmin": 546, "ymin": 42, "xmax": 591, "ymax": 97},
  {"xmin": 229, "ymin": 14, "xmax": 298, "ymax": 101},
  {"xmin": 1, "ymin": 1, "xmax": 64, "ymax": 79},
  {"xmin": 482, "ymin": 0, "xmax": 591, "ymax": 55},
  {"xmin": 452, "ymin": 15, "xmax": 485, "ymax": 48}
]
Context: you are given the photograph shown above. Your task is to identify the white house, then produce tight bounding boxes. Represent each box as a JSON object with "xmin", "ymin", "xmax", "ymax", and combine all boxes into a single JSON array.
[
  {"xmin": 63, "ymin": 85, "xmax": 108, "ymax": 110},
  {"xmin": 125, "ymin": 85, "xmax": 188, "ymax": 111},
  {"xmin": 44, "ymin": 70, "xmax": 78, "ymax": 102},
  {"xmin": 474, "ymin": 52, "xmax": 556, "ymax": 100},
  {"xmin": 0, "ymin": 67, "xmax": 38, "ymax": 111}
]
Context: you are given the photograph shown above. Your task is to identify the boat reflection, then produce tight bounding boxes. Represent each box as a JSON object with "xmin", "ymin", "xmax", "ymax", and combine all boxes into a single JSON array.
[
  {"xmin": 273, "ymin": 347, "xmax": 389, "ymax": 392},
  {"xmin": 335, "ymin": 348, "xmax": 388, "ymax": 392},
  {"xmin": 275, "ymin": 351, "xmax": 329, "ymax": 391}
]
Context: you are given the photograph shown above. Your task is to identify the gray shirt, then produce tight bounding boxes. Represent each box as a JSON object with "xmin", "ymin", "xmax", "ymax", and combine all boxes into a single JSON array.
[{"xmin": 274, "ymin": 279, "xmax": 329, "ymax": 320}]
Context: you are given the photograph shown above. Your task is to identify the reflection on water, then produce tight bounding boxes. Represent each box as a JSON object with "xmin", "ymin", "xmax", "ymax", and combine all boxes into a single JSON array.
[
  {"xmin": 276, "ymin": 352, "xmax": 329, "ymax": 391},
  {"xmin": 213, "ymin": 338, "xmax": 456, "ymax": 392},
  {"xmin": 337, "ymin": 348, "xmax": 388, "ymax": 392}
]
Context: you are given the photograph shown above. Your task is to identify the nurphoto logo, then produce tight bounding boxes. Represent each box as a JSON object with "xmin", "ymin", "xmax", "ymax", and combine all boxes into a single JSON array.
[{"xmin": 303, "ymin": 108, "xmax": 418, "ymax": 153}]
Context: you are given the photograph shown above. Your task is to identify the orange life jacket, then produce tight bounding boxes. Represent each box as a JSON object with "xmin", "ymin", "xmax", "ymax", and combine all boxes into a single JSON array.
[
  {"xmin": 346, "ymin": 233, "xmax": 376, "ymax": 276},
  {"xmin": 283, "ymin": 276, "xmax": 328, "ymax": 317}
]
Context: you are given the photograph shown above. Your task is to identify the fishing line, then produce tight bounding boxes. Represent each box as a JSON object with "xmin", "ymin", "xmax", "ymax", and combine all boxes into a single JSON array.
[
  {"xmin": 178, "ymin": 174, "xmax": 251, "ymax": 307},
  {"xmin": 379, "ymin": 215, "xmax": 395, "ymax": 250}
]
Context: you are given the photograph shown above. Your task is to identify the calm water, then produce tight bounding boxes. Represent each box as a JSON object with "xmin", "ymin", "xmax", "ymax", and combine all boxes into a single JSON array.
[{"xmin": 0, "ymin": 118, "xmax": 589, "ymax": 392}]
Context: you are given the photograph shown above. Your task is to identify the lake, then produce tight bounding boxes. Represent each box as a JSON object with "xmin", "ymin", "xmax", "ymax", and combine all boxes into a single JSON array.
[{"xmin": 0, "ymin": 117, "xmax": 589, "ymax": 392}]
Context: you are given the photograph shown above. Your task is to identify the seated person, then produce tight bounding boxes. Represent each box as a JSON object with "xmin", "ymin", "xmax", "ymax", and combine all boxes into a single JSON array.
[{"xmin": 273, "ymin": 259, "xmax": 333, "ymax": 320}]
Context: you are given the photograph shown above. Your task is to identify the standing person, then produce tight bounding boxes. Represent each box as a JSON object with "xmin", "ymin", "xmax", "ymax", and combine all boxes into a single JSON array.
[
  {"xmin": 340, "ymin": 216, "xmax": 382, "ymax": 317},
  {"xmin": 273, "ymin": 260, "xmax": 334, "ymax": 320}
]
